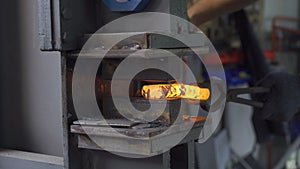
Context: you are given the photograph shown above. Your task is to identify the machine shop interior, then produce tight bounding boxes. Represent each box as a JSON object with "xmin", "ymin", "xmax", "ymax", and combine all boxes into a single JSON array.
[{"xmin": 1, "ymin": 0, "xmax": 300, "ymax": 169}]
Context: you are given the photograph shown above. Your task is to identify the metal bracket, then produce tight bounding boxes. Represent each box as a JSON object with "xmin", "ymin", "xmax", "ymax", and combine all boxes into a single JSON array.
[{"xmin": 38, "ymin": 0, "xmax": 61, "ymax": 51}]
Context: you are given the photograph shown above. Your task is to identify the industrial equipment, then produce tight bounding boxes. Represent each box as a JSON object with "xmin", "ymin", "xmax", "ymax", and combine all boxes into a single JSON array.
[
  {"xmin": 36, "ymin": 1, "xmax": 300, "ymax": 169},
  {"xmin": 38, "ymin": 0, "xmax": 226, "ymax": 169}
]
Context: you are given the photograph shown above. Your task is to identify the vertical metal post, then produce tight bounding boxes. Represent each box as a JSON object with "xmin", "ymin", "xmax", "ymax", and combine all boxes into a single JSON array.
[
  {"xmin": 163, "ymin": 151, "xmax": 171, "ymax": 169},
  {"xmin": 188, "ymin": 141, "xmax": 195, "ymax": 169},
  {"xmin": 61, "ymin": 55, "xmax": 69, "ymax": 169},
  {"xmin": 61, "ymin": 55, "xmax": 82, "ymax": 169}
]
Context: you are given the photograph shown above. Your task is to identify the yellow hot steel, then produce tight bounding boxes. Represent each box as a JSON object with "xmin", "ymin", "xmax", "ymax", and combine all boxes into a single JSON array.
[{"xmin": 141, "ymin": 83, "xmax": 210, "ymax": 101}]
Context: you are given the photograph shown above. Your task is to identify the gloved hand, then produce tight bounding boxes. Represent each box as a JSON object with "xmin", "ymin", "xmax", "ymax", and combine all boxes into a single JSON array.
[{"xmin": 255, "ymin": 71, "xmax": 300, "ymax": 122}]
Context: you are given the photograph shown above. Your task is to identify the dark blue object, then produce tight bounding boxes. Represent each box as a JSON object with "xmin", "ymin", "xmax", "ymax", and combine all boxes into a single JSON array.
[
  {"xmin": 102, "ymin": 0, "xmax": 150, "ymax": 12},
  {"xmin": 225, "ymin": 69, "xmax": 251, "ymax": 86},
  {"xmin": 203, "ymin": 68, "xmax": 251, "ymax": 86},
  {"xmin": 290, "ymin": 119, "xmax": 300, "ymax": 142}
]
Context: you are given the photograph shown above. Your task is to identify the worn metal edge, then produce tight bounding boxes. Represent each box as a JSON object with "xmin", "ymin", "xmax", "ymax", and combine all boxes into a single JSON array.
[{"xmin": 0, "ymin": 148, "xmax": 63, "ymax": 166}]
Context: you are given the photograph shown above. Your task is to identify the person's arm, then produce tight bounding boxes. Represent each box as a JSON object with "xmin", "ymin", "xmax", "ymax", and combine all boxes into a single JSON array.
[{"xmin": 188, "ymin": 0, "xmax": 257, "ymax": 26}]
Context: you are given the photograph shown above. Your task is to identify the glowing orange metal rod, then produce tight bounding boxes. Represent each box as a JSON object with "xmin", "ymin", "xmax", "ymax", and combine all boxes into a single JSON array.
[{"xmin": 141, "ymin": 83, "xmax": 210, "ymax": 101}]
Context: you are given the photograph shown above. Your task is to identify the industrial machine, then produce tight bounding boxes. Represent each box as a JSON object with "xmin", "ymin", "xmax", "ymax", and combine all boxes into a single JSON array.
[{"xmin": 38, "ymin": 0, "xmax": 227, "ymax": 169}]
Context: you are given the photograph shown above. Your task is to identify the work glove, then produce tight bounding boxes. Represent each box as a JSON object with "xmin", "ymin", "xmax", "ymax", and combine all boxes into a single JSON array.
[{"xmin": 255, "ymin": 71, "xmax": 300, "ymax": 122}]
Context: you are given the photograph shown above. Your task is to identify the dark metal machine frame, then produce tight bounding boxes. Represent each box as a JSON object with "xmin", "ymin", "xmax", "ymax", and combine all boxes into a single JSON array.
[{"xmin": 38, "ymin": 1, "xmax": 206, "ymax": 169}]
